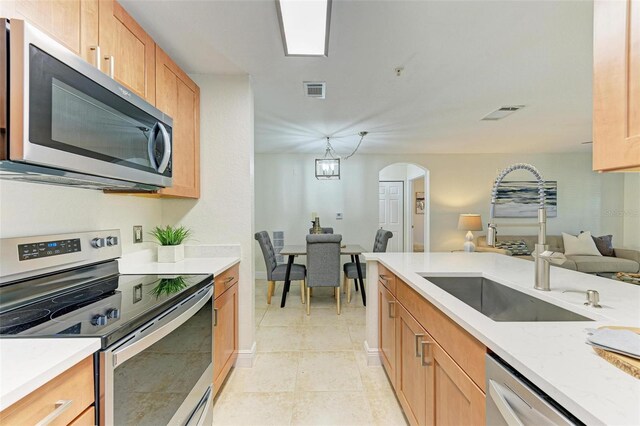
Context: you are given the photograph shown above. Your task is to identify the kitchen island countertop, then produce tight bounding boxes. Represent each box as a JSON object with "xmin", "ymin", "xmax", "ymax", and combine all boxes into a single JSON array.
[{"xmin": 364, "ymin": 252, "xmax": 640, "ymax": 425}]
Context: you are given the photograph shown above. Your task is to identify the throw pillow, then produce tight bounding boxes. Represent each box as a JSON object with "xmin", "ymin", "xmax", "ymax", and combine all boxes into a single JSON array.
[
  {"xmin": 495, "ymin": 240, "xmax": 531, "ymax": 256},
  {"xmin": 562, "ymin": 232, "xmax": 602, "ymax": 256},
  {"xmin": 590, "ymin": 234, "xmax": 614, "ymax": 257}
]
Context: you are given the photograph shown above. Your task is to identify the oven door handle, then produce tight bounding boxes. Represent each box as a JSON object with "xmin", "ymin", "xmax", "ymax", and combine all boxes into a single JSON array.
[{"xmin": 111, "ymin": 286, "xmax": 212, "ymax": 368}]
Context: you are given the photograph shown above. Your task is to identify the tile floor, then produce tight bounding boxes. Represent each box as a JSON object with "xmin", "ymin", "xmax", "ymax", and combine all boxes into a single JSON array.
[{"xmin": 212, "ymin": 280, "xmax": 408, "ymax": 426}]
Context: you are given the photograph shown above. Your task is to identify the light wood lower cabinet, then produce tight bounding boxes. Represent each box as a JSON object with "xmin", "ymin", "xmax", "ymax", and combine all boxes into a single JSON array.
[
  {"xmin": 213, "ymin": 266, "xmax": 239, "ymax": 397},
  {"xmin": 378, "ymin": 262, "xmax": 487, "ymax": 426},
  {"xmin": 0, "ymin": 356, "xmax": 95, "ymax": 426},
  {"xmin": 379, "ymin": 281, "xmax": 397, "ymax": 389}
]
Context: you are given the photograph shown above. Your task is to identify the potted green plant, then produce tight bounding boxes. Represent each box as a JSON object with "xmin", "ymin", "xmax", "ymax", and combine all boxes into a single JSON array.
[{"xmin": 151, "ymin": 225, "xmax": 192, "ymax": 263}]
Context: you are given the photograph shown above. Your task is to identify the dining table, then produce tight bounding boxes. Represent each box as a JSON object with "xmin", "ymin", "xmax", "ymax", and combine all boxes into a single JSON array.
[{"xmin": 278, "ymin": 244, "xmax": 367, "ymax": 308}]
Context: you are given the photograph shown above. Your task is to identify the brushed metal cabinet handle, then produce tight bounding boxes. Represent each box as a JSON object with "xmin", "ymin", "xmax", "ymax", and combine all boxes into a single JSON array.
[
  {"xmin": 387, "ymin": 300, "xmax": 395, "ymax": 318},
  {"xmin": 213, "ymin": 308, "xmax": 218, "ymax": 327},
  {"xmin": 35, "ymin": 400, "xmax": 73, "ymax": 426},
  {"xmin": 89, "ymin": 45, "xmax": 101, "ymax": 68},
  {"xmin": 104, "ymin": 55, "xmax": 115, "ymax": 78},
  {"xmin": 223, "ymin": 276, "xmax": 235, "ymax": 284},
  {"xmin": 379, "ymin": 274, "xmax": 389, "ymax": 282},
  {"xmin": 421, "ymin": 340, "xmax": 433, "ymax": 366},
  {"xmin": 415, "ymin": 333, "xmax": 425, "ymax": 357}
]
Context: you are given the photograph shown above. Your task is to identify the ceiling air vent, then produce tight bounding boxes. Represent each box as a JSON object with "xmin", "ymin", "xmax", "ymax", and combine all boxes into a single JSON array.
[
  {"xmin": 303, "ymin": 81, "xmax": 326, "ymax": 99},
  {"xmin": 481, "ymin": 105, "xmax": 525, "ymax": 121}
]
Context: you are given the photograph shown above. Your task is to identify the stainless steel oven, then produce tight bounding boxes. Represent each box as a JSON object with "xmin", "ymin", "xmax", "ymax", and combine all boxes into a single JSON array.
[
  {"xmin": 100, "ymin": 279, "xmax": 213, "ymax": 426},
  {"xmin": 0, "ymin": 19, "xmax": 173, "ymax": 191},
  {"xmin": 0, "ymin": 230, "xmax": 214, "ymax": 426}
]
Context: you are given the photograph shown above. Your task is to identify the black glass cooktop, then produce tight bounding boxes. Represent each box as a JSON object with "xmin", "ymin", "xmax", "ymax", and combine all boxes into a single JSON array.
[{"xmin": 0, "ymin": 261, "xmax": 212, "ymax": 349}]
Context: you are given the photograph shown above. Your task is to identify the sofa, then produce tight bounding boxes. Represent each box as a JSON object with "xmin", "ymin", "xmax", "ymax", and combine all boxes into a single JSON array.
[{"xmin": 476, "ymin": 235, "xmax": 640, "ymax": 274}]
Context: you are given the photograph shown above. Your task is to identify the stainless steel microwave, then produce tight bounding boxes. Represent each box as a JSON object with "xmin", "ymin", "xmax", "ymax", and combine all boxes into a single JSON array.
[{"xmin": 0, "ymin": 19, "xmax": 173, "ymax": 191}]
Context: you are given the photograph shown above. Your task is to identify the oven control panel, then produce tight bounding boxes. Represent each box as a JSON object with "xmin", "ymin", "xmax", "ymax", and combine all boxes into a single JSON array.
[{"xmin": 18, "ymin": 238, "xmax": 81, "ymax": 261}]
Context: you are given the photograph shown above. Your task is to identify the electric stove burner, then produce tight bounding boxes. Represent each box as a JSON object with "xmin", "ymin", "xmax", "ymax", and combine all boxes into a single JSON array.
[
  {"xmin": 0, "ymin": 308, "xmax": 52, "ymax": 330},
  {"xmin": 51, "ymin": 289, "xmax": 104, "ymax": 305}
]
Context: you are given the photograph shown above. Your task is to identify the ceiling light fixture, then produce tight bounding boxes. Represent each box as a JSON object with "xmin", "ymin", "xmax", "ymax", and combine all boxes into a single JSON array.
[
  {"xmin": 276, "ymin": 0, "xmax": 332, "ymax": 56},
  {"xmin": 315, "ymin": 132, "xmax": 368, "ymax": 180}
]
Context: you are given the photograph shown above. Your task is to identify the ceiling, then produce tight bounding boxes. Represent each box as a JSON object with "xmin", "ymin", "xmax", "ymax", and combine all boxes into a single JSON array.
[{"xmin": 120, "ymin": 0, "xmax": 594, "ymax": 155}]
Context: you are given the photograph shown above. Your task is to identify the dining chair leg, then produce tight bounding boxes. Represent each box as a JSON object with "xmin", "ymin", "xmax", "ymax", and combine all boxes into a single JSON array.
[
  {"xmin": 300, "ymin": 280, "xmax": 306, "ymax": 304},
  {"xmin": 347, "ymin": 278, "xmax": 351, "ymax": 304},
  {"xmin": 336, "ymin": 287, "xmax": 341, "ymax": 315},
  {"xmin": 267, "ymin": 281, "xmax": 275, "ymax": 304},
  {"xmin": 306, "ymin": 287, "xmax": 311, "ymax": 315}
]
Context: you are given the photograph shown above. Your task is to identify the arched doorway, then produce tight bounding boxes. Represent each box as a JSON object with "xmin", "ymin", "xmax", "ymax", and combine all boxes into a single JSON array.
[{"xmin": 378, "ymin": 163, "xmax": 430, "ymax": 252}]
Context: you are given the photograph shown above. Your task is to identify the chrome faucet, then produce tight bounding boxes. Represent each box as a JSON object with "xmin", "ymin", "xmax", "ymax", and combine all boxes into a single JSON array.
[{"xmin": 487, "ymin": 163, "xmax": 565, "ymax": 291}]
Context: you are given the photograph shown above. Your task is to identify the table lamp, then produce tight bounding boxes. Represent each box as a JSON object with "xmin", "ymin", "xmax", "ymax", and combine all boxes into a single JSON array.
[{"xmin": 457, "ymin": 214, "xmax": 483, "ymax": 252}]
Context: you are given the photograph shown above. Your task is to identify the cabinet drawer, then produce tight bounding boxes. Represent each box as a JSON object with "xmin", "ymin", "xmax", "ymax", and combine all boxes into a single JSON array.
[
  {"xmin": 377, "ymin": 262, "xmax": 396, "ymax": 295},
  {"xmin": 69, "ymin": 406, "xmax": 95, "ymax": 426},
  {"xmin": 396, "ymin": 279, "xmax": 486, "ymax": 392},
  {"xmin": 215, "ymin": 263, "xmax": 239, "ymax": 299},
  {"xmin": 0, "ymin": 356, "xmax": 94, "ymax": 426}
]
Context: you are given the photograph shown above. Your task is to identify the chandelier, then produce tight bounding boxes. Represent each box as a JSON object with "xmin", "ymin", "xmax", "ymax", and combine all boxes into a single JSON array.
[{"xmin": 315, "ymin": 131, "xmax": 368, "ymax": 180}]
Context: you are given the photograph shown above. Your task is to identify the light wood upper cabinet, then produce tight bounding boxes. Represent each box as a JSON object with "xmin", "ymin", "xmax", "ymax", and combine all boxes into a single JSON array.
[
  {"xmin": 98, "ymin": 0, "xmax": 155, "ymax": 103},
  {"xmin": 1, "ymin": 0, "xmax": 99, "ymax": 64},
  {"xmin": 156, "ymin": 46, "xmax": 200, "ymax": 198},
  {"xmin": 213, "ymin": 271, "xmax": 239, "ymax": 397},
  {"xmin": 593, "ymin": 0, "xmax": 640, "ymax": 171}
]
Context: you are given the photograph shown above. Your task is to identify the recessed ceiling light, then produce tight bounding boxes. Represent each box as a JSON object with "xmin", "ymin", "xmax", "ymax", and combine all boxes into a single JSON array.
[
  {"xmin": 276, "ymin": 0, "xmax": 332, "ymax": 56},
  {"xmin": 481, "ymin": 105, "xmax": 525, "ymax": 121}
]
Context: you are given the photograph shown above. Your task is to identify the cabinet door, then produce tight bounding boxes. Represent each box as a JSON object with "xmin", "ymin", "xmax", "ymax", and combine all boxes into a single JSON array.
[
  {"xmin": 98, "ymin": 0, "xmax": 155, "ymax": 103},
  {"xmin": 379, "ymin": 281, "xmax": 397, "ymax": 388},
  {"xmin": 593, "ymin": 0, "xmax": 640, "ymax": 171},
  {"xmin": 213, "ymin": 281, "xmax": 238, "ymax": 396},
  {"xmin": 155, "ymin": 46, "xmax": 200, "ymax": 198},
  {"xmin": 396, "ymin": 304, "xmax": 429, "ymax": 426},
  {"xmin": 2, "ymin": 0, "xmax": 99, "ymax": 64},
  {"xmin": 430, "ymin": 342, "xmax": 485, "ymax": 426}
]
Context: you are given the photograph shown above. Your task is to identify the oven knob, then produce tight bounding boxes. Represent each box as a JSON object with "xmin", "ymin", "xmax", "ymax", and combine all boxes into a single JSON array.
[
  {"xmin": 91, "ymin": 314, "xmax": 108, "ymax": 326},
  {"xmin": 106, "ymin": 236, "xmax": 119, "ymax": 246},
  {"xmin": 91, "ymin": 238, "xmax": 105, "ymax": 248},
  {"xmin": 106, "ymin": 308, "xmax": 120, "ymax": 319}
]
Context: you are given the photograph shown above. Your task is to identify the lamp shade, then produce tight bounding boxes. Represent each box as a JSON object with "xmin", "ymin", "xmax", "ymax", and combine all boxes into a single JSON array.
[{"xmin": 457, "ymin": 214, "xmax": 483, "ymax": 231}]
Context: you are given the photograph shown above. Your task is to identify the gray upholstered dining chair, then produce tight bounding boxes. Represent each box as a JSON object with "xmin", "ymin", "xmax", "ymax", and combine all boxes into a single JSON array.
[
  {"xmin": 306, "ymin": 233, "xmax": 342, "ymax": 315},
  {"xmin": 343, "ymin": 229, "xmax": 393, "ymax": 303},
  {"xmin": 308, "ymin": 227, "xmax": 334, "ymax": 234},
  {"xmin": 254, "ymin": 231, "xmax": 307, "ymax": 305}
]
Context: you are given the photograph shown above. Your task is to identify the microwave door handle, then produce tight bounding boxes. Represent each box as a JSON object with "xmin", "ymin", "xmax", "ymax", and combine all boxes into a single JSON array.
[
  {"xmin": 111, "ymin": 287, "xmax": 212, "ymax": 367},
  {"xmin": 489, "ymin": 380, "xmax": 525, "ymax": 426},
  {"xmin": 147, "ymin": 122, "xmax": 160, "ymax": 170},
  {"xmin": 156, "ymin": 122, "xmax": 171, "ymax": 173}
]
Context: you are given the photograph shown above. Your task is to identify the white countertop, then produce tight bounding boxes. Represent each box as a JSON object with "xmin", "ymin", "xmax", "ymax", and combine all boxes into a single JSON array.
[
  {"xmin": 117, "ymin": 246, "xmax": 240, "ymax": 276},
  {"xmin": 365, "ymin": 252, "xmax": 640, "ymax": 426},
  {"xmin": 0, "ymin": 338, "xmax": 101, "ymax": 411}
]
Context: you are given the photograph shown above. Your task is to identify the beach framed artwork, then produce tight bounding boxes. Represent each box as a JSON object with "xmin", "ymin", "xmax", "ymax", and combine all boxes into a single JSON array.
[{"xmin": 494, "ymin": 181, "xmax": 557, "ymax": 218}]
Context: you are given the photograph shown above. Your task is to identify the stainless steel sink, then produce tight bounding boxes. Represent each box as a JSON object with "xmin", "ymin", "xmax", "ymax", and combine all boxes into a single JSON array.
[{"xmin": 421, "ymin": 276, "xmax": 592, "ymax": 322}]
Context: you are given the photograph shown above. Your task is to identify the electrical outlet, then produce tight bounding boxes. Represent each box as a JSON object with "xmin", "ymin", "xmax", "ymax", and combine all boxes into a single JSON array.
[
  {"xmin": 133, "ymin": 226, "xmax": 143, "ymax": 243},
  {"xmin": 336, "ymin": 213, "xmax": 343, "ymax": 220}
]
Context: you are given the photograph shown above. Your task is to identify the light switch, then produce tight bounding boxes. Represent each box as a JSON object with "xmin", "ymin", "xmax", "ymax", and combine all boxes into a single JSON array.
[
  {"xmin": 336, "ymin": 213, "xmax": 343, "ymax": 220},
  {"xmin": 133, "ymin": 226, "xmax": 143, "ymax": 243}
]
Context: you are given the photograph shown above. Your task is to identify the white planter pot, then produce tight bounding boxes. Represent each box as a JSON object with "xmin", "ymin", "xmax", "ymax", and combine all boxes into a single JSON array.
[{"xmin": 157, "ymin": 244, "xmax": 185, "ymax": 263}]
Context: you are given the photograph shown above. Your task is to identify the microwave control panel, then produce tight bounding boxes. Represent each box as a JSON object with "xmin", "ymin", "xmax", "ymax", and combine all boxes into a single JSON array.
[{"xmin": 18, "ymin": 238, "xmax": 81, "ymax": 261}]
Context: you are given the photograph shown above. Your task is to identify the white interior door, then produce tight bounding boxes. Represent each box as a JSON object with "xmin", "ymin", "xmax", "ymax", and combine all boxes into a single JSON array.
[{"xmin": 379, "ymin": 181, "xmax": 404, "ymax": 252}]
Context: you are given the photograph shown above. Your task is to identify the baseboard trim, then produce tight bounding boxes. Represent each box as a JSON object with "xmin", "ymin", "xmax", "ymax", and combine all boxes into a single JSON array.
[
  {"xmin": 234, "ymin": 341, "xmax": 256, "ymax": 368},
  {"xmin": 364, "ymin": 340, "xmax": 381, "ymax": 366},
  {"xmin": 255, "ymin": 271, "xmax": 267, "ymax": 280}
]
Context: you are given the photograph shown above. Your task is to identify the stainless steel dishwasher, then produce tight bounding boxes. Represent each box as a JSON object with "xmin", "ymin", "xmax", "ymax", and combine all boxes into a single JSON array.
[{"xmin": 486, "ymin": 354, "xmax": 584, "ymax": 426}]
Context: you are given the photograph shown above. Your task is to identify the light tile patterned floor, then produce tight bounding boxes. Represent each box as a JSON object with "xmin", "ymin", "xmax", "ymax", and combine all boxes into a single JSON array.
[{"xmin": 212, "ymin": 280, "xmax": 407, "ymax": 426}]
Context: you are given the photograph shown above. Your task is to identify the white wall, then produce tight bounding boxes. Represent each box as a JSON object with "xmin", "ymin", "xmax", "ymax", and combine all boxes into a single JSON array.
[
  {"xmin": 254, "ymin": 152, "xmax": 626, "ymax": 273},
  {"xmin": 0, "ymin": 181, "xmax": 162, "ymax": 253},
  {"xmin": 622, "ymin": 174, "xmax": 640, "ymax": 250},
  {"xmin": 162, "ymin": 74, "xmax": 255, "ymax": 357}
]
